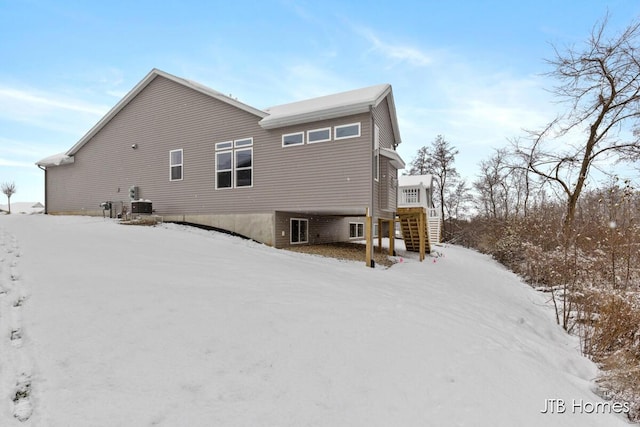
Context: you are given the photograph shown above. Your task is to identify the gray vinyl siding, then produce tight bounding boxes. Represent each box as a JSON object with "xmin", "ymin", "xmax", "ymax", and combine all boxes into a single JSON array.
[
  {"xmin": 260, "ymin": 113, "xmax": 372, "ymax": 213},
  {"xmin": 372, "ymin": 98, "xmax": 399, "ymax": 218},
  {"xmin": 46, "ymin": 75, "xmax": 267, "ymax": 215},
  {"xmin": 45, "ymin": 75, "xmax": 400, "ymax": 246}
]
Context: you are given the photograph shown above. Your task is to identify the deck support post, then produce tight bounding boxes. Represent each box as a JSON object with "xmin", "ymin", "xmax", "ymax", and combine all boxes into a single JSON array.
[
  {"xmin": 365, "ymin": 208, "xmax": 374, "ymax": 268},
  {"xmin": 388, "ymin": 218, "xmax": 395, "ymax": 256},
  {"xmin": 418, "ymin": 210, "xmax": 426, "ymax": 262}
]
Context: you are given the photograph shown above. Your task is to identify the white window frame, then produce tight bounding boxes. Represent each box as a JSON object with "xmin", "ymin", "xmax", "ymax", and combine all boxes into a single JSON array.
[
  {"xmin": 234, "ymin": 138, "xmax": 253, "ymax": 148},
  {"xmin": 215, "ymin": 150, "xmax": 233, "ymax": 189},
  {"xmin": 349, "ymin": 222, "xmax": 365, "ymax": 239},
  {"xmin": 169, "ymin": 149, "xmax": 183, "ymax": 181},
  {"xmin": 334, "ymin": 122, "xmax": 361, "ymax": 140},
  {"xmin": 215, "ymin": 141, "xmax": 233, "ymax": 150},
  {"xmin": 215, "ymin": 138, "xmax": 254, "ymax": 189},
  {"xmin": 282, "ymin": 131, "xmax": 304, "ymax": 147},
  {"xmin": 290, "ymin": 218, "xmax": 309, "ymax": 244},
  {"xmin": 234, "ymin": 147, "xmax": 253, "ymax": 188},
  {"xmin": 307, "ymin": 127, "xmax": 331, "ymax": 144}
]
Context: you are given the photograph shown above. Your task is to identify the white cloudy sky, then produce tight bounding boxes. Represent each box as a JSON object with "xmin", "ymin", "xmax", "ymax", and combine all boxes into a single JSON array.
[{"xmin": 1, "ymin": 0, "xmax": 640, "ymax": 202}]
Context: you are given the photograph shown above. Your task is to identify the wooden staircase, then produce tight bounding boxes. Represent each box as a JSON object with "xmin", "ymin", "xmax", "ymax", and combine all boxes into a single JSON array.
[
  {"xmin": 397, "ymin": 207, "xmax": 431, "ymax": 261},
  {"xmin": 428, "ymin": 215, "xmax": 441, "ymax": 245}
]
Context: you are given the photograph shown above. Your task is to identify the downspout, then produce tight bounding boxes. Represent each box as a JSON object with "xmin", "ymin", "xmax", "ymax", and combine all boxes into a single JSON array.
[
  {"xmin": 37, "ymin": 165, "xmax": 48, "ymax": 214},
  {"xmin": 369, "ymin": 105, "xmax": 375, "ymax": 267}
]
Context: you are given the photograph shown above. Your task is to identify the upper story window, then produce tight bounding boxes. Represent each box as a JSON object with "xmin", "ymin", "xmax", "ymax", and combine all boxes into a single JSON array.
[
  {"xmin": 235, "ymin": 138, "xmax": 253, "ymax": 148},
  {"xmin": 335, "ymin": 123, "xmax": 360, "ymax": 140},
  {"xmin": 307, "ymin": 127, "xmax": 331, "ymax": 143},
  {"xmin": 216, "ymin": 138, "xmax": 253, "ymax": 189},
  {"xmin": 282, "ymin": 132, "xmax": 304, "ymax": 147},
  {"xmin": 215, "ymin": 141, "xmax": 233, "ymax": 150},
  {"xmin": 170, "ymin": 149, "xmax": 183, "ymax": 181}
]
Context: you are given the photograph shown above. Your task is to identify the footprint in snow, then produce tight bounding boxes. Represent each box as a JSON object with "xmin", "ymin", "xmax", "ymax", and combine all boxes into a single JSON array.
[{"xmin": 13, "ymin": 373, "xmax": 33, "ymax": 422}]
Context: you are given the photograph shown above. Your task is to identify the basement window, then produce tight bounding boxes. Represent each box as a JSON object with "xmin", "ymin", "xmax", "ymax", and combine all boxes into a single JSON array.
[{"xmin": 349, "ymin": 222, "xmax": 364, "ymax": 239}]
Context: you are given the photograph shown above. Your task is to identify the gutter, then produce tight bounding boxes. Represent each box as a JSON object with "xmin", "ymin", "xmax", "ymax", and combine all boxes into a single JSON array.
[{"xmin": 369, "ymin": 105, "xmax": 375, "ymax": 267}]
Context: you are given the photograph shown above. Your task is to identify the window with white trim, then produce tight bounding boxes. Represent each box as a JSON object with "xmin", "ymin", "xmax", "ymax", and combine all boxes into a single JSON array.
[
  {"xmin": 335, "ymin": 122, "xmax": 361, "ymax": 140},
  {"xmin": 282, "ymin": 132, "xmax": 304, "ymax": 147},
  {"xmin": 216, "ymin": 151, "xmax": 232, "ymax": 189},
  {"xmin": 215, "ymin": 138, "xmax": 253, "ymax": 189},
  {"xmin": 307, "ymin": 127, "xmax": 331, "ymax": 143},
  {"xmin": 235, "ymin": 138, "xmax": 253, "ymax": 148},
  {"xmin": 215, "ymin": 141, "xmax": 233, "ymax": 150},
  {"xmin": 349, "ymin": 222, "xmax": 364, "ymax": 239},
  {"xmin": 170, "ymin": 149, "xmax": 183, "ymax": 181},
  {"xmin": 235, "ymin": 148, "xmax": 252, "ymax": 187},
  {"xmin": 290, "ymin": 218, "xmax": 308, "ymax": 244}
]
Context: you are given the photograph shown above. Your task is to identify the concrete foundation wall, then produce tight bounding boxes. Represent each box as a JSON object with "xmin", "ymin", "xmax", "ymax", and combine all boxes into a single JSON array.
[
  {"xmin": 48, "ymin": 210, "xmax": 104, "ymax": 217},
  {"xmin": 163, "ymin": 213, "xmax": 275, "ymax": 246},
  {"xmin": 46, "ymin": 211, "xmax": 275, "ymax": 246}
]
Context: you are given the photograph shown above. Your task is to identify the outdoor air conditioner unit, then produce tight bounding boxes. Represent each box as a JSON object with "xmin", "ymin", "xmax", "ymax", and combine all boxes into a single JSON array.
[{"xmin": 131, "ymin": 200, "xmax": 152, "ymax": 214}]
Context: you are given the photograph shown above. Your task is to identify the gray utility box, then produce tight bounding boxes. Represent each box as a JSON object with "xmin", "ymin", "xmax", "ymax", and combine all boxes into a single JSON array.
[{"xmin": 131, "ymin": 200, "xmax": 152, "ymax": 214}]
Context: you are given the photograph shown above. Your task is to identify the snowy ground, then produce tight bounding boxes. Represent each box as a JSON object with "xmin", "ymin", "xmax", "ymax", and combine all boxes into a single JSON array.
[
  {"xmin": 0, "ymin": 203, "xmax": 44, "ymax": 215},
  {"xmin": 0, "ymin": 215, "xmax": 632, "ymax": 426}
]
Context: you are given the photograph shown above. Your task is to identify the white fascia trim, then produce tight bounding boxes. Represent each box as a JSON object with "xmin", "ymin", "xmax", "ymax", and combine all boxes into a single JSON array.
[{"xmin": 259, "ymin": 103, "xmax": 372, "ymax": 130}]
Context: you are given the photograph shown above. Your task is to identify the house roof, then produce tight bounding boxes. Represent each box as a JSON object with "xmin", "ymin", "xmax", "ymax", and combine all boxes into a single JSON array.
[
  {"xmin": 399, "ymin": 174, "xmax": 435, "ymax": 189},
  {"xmin": 259, "ymin": 84, "xmax": 402, "ymax": 145},
  {"xmin": 36, "ymin": 152, "xmax": 75, "ymax": 167},
  {"xmin": 62, "ymin": 69, "xmax": 267, "ymax": 158},
  {"xmin": 37, "ymin": 69, "xmax": 403, "ymax": 167}
]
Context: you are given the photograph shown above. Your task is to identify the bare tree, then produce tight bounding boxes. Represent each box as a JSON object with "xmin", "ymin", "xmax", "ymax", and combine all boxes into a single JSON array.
[
  {"xmin": 474, "ymin": 149, "xmax": 510, "ymax": 219},
  {"xmin": 1, "ymin": 181, "xmax": 16, "ymax": 214},
  {"xmin": 475, "ymin": 148, "xmax": 538, "ymax": 220},
  {"xmin": 407, "ymin": 146, "xmax": 430, "ymax": 175},
  {"xmin": 425, "ymin": 135, "xmax": 459, "ymax": 238},
  {"xmin": 445, "ymin": 178, "xmax": 472, "ymax": 220},
  {"xmin": 520, "ymin": 15, "xmax": 640, "ymax": 239},
  {"xmin": 407, "ymin": 135, "xmax": 460, "ymax": 239}
]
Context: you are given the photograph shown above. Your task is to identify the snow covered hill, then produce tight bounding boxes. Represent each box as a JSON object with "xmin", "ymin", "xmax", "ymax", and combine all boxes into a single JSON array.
[{"xmin": 0, "ymin": 215, "xmax": 632, "ymax": 426}]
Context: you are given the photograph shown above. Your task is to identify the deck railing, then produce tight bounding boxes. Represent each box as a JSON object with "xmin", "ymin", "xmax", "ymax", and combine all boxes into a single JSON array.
[{"xmin": 399, "ymin": 187, "xmax": 420, "ymax": 205}]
